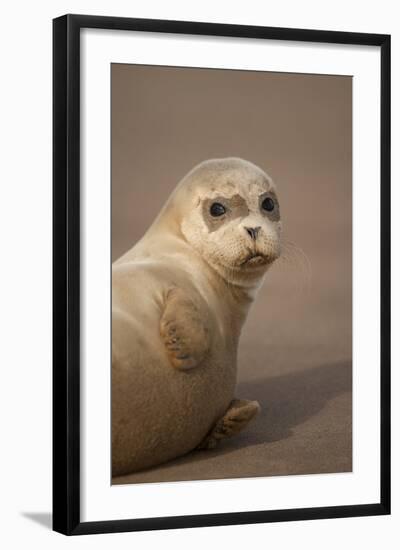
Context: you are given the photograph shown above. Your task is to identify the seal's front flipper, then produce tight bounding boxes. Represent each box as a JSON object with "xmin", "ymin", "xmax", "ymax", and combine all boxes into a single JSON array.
[
  {"xmin": 160, "ymin": 287, "xmax": 210, "ymax": 370},
  {"xmin": 198, "ymin": 398, "xmax": 260, "ymax": 449}
]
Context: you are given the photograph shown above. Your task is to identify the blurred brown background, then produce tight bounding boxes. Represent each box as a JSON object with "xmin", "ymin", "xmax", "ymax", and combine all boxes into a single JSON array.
[{"xmin": 111, "ymin": 64, "xmax": 352, "ymax": 484}]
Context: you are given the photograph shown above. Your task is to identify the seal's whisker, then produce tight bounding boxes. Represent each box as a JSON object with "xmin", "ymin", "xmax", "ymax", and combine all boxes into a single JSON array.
[{"xmin": 276, "ymin": 238, "xmax": 312, "ymax": 296}]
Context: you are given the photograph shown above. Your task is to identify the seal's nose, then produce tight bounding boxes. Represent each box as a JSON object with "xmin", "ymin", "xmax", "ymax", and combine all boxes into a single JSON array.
[{"xmin": 244, "ymin": 226, "xmax": 261, "ymax": 240}]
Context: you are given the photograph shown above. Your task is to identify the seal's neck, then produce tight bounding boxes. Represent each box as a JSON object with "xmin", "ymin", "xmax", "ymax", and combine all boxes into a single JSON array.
[
  {"xmin": 174, "ymin": 237, "xmax": 263, "ymax": 334},
  {"xmin": 132, "ymin": 231, "xmax": 263, "ymax": 335}
]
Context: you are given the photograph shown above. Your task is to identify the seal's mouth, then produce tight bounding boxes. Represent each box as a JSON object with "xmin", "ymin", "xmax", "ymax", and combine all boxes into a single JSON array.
[{"xmin": 240, "ymin": 252, "xmax": 270, "ymax": 267}]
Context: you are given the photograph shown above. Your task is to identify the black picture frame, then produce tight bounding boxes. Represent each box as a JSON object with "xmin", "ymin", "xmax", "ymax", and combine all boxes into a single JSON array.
[{"xmin": 53, "ymin": 14, "xmax": 391, "ymax": 535}]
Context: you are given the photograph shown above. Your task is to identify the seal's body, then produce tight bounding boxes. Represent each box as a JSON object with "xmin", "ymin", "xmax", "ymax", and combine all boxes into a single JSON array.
[{"xmin": 112, "ymin": 158, "xmax": 281, "ymax": 476}]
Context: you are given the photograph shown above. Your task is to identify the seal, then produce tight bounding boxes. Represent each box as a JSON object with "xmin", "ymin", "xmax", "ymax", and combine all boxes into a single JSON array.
[{"xmin": 112, "ymin": 157, "xmax": 282, "ymax": 476}]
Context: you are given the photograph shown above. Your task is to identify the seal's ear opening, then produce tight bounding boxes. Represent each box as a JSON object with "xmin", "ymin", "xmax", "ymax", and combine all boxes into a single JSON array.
[{"xmin": 144, "ymin": 180, "xmax": 194, "ymax": 240}]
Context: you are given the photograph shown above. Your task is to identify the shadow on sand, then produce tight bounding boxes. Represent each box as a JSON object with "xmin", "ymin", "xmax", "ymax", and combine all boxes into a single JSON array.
[{"xmin": 236, "ymin": 358, "xmax": 352, "ymax": 445}]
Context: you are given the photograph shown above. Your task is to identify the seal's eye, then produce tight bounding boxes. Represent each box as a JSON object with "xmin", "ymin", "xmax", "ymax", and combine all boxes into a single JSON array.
[
  {"xmin": 262, "ymin": 197, "xmax": 275, "ymax": 212},
  {"xmin": 210, "ymin": 202, "xmax": 226, "ymax": 217}
]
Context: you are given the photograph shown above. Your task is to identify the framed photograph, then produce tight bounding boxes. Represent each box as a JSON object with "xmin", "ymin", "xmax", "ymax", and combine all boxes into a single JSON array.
[{"xmin": 53, "ymin": 14, "xmax": 391, "ymax": 535}]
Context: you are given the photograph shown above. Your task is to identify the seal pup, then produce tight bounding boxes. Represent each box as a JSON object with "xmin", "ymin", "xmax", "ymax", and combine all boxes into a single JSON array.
[{"xmin": 112, "ymin": 157, "xmax": 282, "ymax": 476}]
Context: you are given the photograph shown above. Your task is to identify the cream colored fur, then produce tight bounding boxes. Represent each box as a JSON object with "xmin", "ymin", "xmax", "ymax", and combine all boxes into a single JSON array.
[{"xmin": 112, "ymin": 158, "xmax": 281, "ymax": 476}]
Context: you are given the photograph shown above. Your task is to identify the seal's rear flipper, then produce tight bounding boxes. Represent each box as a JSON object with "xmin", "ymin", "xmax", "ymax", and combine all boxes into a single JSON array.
[
  {"xmin": 160, "ymin": 287, "xmax": 210, "ymax": 370},
  {"xmin": 198, "ymin": 398, "xmax": 261, "ymax": 449}
]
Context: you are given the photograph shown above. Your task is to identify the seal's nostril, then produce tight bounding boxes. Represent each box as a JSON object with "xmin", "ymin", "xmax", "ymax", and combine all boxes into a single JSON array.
[{"xmin": 245, "ymin": 226, "xmax": 261, "ymax": 240}]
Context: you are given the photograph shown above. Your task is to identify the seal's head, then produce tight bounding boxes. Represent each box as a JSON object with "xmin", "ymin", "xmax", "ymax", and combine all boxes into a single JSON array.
[{"xmin": 169, "ymin": 158, "xmax": 282, "ymax": 287}]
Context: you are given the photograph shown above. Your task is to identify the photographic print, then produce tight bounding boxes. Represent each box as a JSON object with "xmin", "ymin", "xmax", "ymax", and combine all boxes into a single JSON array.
[
  {"xmin": 111, "ymin": 64, "xmax": 352, "ymax": 485},
  {"xmin": 53, "ymin": 15, "xmax": 390, "ymax": 534}
]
